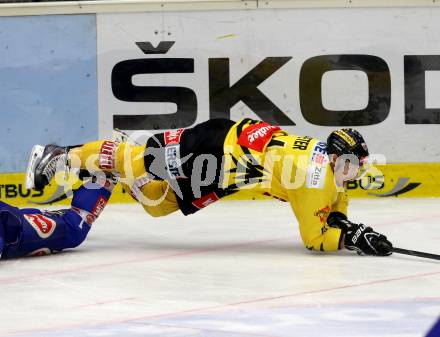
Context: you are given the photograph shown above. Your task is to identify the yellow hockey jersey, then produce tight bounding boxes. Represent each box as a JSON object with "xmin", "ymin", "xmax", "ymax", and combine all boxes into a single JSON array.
[{"xmin": 221, "ymin": 119, "xmax": 346, "ymax": 251}]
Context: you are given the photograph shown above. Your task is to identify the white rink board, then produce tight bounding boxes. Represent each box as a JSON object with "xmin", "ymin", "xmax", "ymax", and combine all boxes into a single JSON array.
[
  {"xmin": 0, "ymin": 199, "xmax": 439, "ymax": 337},
  {"xmin": 97, "ymin": 7, "xmax": 440, "ymax": 162}
]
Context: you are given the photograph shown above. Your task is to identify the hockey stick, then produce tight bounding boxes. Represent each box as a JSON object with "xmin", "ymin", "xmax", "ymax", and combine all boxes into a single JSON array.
[
  {"xmin": 392, "ymin": 247, "xmax": 440, "ymax": 261},
  {"xmin": 113, "ymin": 128, "xmax": 143, "ymax": 146}
]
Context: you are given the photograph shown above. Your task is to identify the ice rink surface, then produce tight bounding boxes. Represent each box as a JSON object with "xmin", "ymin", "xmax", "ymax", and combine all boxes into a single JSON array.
[{"xmin": 1, "ymin": 199, "xmax": 439, "ymax": 337}]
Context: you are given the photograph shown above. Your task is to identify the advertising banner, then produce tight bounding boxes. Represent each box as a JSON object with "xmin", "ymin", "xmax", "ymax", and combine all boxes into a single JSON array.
[
  {"xmin": 3, "ymin": 6, "xmax": 440, "ymax": 205},
  {"xmin": 3, "ymin": 162, "xmax": 440, "ymax": 206},
  {"xmin": 97, "ymin": 7, "xmax": 440, "ymax": 163}
]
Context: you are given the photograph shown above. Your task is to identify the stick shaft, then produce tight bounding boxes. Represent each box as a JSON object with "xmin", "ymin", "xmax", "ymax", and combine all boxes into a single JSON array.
[
  {"xmin": 113, "ymin": 128, "xmax": 142, "ymax": 146},
  {"xmin": 393, "ymin": 247, "xmax": 440, "ymax": 260}
]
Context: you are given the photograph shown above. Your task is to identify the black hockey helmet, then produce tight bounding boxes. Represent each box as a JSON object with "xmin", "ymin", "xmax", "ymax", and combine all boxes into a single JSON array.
[
  {"xmin": 327, "ymin": 128, "xmax": 369, "ymax": 180},
  {"xmin": 327, "ymin": 128, "xmax": 369, "ymax": 159}
]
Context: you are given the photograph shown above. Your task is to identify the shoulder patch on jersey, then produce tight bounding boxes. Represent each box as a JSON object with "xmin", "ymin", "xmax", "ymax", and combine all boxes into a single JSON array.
[
  {"xmin": 164, "ymin": 129, "xmax": 184, "ymax": 145},
  {"xmin": 237, "ymin": 122, "xmax": 281, "ymax": 152},
  {"xmin": 24, "ymin": 214, "xmax": 56, "ymax": 239},
  {"xmin": 306, "ymin": 141, "xmax": 329, "ymax": 189}
]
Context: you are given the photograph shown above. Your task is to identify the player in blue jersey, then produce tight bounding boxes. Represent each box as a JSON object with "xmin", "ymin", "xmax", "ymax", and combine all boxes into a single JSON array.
[{"xmin": 0, "ymin": 176, "xmax": 114, "ymax": 259}]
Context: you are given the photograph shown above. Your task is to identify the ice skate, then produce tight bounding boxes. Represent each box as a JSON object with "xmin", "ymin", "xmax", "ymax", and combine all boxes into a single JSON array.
[{"xmin": 25, "ymin": 144, "xmax": 69, "ymax": 191}]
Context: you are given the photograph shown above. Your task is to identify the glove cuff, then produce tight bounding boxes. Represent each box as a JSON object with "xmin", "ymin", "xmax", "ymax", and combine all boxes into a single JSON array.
[{"xmin": 327, "ymin": 212, "xmax": 352, "ymax": 233}]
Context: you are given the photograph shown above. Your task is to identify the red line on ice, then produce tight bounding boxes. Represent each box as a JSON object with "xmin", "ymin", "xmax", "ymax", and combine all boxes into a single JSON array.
[
  {"xmin": 126, "ymin": 269, "xmax": 440, "ymax": 321},
  {"xmin": 6, "ymin": 269, "xmax": 440, "ymax": 337},
  {"xmin": 0, "ymin": 237, "xmax": 289, "ymax": 285},
  {"xmin": 72, "ymin": 297, "xmax": 137, "ymax": 309}
]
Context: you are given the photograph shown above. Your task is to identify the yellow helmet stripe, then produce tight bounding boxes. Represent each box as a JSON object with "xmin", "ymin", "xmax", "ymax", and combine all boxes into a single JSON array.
[{"xmin": 334, "ymin": 130, "xmax": 356, "ymax": 147}]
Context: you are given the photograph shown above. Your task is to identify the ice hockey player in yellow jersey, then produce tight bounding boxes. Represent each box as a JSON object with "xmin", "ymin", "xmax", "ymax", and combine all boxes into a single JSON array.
[{"xmin": 26, "ymin": 118, "xmax": 392, "ymax": 256}]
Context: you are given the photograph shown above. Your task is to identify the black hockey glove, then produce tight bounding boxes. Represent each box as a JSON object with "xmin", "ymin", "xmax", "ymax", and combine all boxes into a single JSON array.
[{"xmin": 327, "ymin": 212, "xmax": 393, "ymax": 256}]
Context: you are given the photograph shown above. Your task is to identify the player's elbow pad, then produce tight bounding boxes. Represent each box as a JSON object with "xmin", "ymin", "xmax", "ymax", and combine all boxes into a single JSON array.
[{"xmin": 63, "ymin": 215, "xmax": 91, "ymax": 249}]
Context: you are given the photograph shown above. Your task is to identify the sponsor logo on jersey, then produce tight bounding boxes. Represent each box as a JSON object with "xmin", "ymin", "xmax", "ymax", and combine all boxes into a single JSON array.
[
  {"xmin": 71, "ymin": 195, "xmax": 109, "ymax": 226},
  {"xmin": 314, "ymin": 205, "xmax": 330, "ymax": 223},
  {"xmin": 164, "ymin": 129, "xmax": 186, "ymax": 179},
  {"xmin": 310, "ymin": 166, "xmax": 323, "ymax": 187},
  {"xmin": 306, "ymin": 141, "xmax": 329, "ymax": 189},
  {"xmin": 164, "ymin": 129, "xmax": 184, "ymax": 145},
  {"xmin": 311, "ymin": 153, "xmax": 326, "ymax": 165},
  {"xmin": 192, "ymin": 192, "xmax": 220, "ymax": 209},
  {"xmin": 99, "ymin": 141, "xmax": 117, "ymax": 170},
  {"xmin": 237, "ymin": 122, "xmax": 281, "ymax": 152},
  {"xmin": 92, "ymin": 195, "xmax": 108, "ymax": 218},
  {"xmin": 23, "ymin": 214, "xmax": 57, "ymax": 239},
  {"xmin": 166, "ymin": 144, "xmax": 185, "ymax": 179}
]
